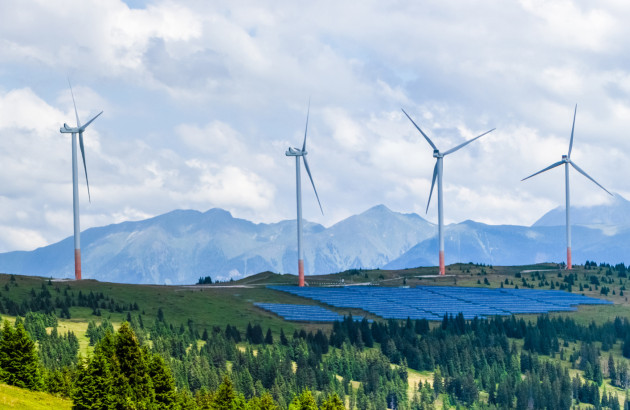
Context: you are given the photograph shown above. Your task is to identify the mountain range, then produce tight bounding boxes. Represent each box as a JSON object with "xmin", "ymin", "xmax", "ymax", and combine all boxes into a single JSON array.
[{"xmin": 0, "ymin": 195, "xmax": 629, "ymax": 284}]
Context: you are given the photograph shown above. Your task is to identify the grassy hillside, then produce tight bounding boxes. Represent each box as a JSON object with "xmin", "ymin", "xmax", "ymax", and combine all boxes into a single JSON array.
[{"xmin": 0, "ymin": 383, "xmax": 71, "ymax": 409}]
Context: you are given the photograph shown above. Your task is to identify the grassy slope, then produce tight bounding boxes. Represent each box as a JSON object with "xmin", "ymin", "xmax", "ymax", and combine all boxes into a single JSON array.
[
  {"xmin": 0, "ymin": 384, "xmax": 71, "ymax": 409},
  {"xmin": 0, "ymin": 274, "xmax": 311, "ymax": 334}
]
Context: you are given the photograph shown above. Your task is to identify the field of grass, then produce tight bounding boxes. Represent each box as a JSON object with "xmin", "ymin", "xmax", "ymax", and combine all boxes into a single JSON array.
[
  {"xmin": 0, "ymin": 383, "xmax": 72, "ymax": 409},
  {"xmin": 0, "ymin": 273, "xmax": 356, "ymax": 336}
]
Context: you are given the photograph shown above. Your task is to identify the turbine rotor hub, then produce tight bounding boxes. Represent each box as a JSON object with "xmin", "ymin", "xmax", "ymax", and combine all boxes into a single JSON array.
[{"xmin": 433, "ymin": 149, "xmax": 442, "ymax": 158}]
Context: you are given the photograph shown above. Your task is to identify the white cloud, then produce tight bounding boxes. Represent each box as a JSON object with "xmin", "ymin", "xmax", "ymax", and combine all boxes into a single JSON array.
[
  {"xmin": 174, "ymin": 163, "xmax": 276, "ymax": 211},
  {"xmin": 0, "ymin": 0, "xmax": 203, "ymax": 100},
  {"xmin": 176, "ymin": 121, "xmax": 245, "ymax": 155},
  {"xmin": 0, "ymin": 0, "xmax": 628, "ymax": 253},
  {"xmin": 322, "ymin": 108, "xmax": 365, "ymax": 150},
  {"xmin": 0, "ymin": 88, "xmax": 62, "ymax": 133},
  {"xmin": 519, "ymin": 0, "xmax": 617, "ymax": 52}
]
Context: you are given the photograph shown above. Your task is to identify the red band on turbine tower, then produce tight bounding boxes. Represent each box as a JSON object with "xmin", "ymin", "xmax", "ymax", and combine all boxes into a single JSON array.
[
  {"xmin": 567, "ymin": 247, "xmax": 572, "ymax": 270},
  {"xmin": 74, "ymin": 249, "xmax": 82, "ymax": 280},
  {"xmin": 439, "ymin": 251, "xmax": 445, "ymax": 275},
  {"xmin": 298, "ymin": 259, "xmax": 305, "ymax": 287}
]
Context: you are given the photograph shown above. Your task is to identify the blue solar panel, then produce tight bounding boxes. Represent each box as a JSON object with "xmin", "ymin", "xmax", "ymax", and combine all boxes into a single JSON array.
[
  {"xmin": 255, "ymin": 303, "xmax": 366, "ymax": 323},
  {"xmin": 267, "ymin": 285, "xmax": 611, "ymax": 321}
]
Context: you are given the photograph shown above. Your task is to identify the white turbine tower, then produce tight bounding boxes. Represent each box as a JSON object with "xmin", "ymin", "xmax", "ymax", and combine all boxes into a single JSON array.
[
  {"xmin": 522, "ymin": 105, "xmax": 612, "ymax": 270},
  {"xmin": 286, "ymin": 103, "xmax": 323, "ymax": 287},
  {"xmin": 59, "ymin": 82, "xmax": 103, "ymax": 280},
  {"xmin": 402, "ymin": 108, "xmax": 495, "ymax": 275}
]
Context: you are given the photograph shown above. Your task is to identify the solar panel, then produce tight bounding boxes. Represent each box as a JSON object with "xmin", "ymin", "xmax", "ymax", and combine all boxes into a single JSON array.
[
  {"xmin": 254, "ymin": 302, "xmax": 366, "ymax": 323},
  {"xmin": 268, "ymin": 285, "xmax": 610, "ymax": 321}
]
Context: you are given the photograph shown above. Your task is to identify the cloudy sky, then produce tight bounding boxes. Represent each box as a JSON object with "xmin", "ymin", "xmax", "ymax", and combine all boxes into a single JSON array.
[{"xmin": 0, "ymin": 0, "xmax": 629, "ymax": 252}]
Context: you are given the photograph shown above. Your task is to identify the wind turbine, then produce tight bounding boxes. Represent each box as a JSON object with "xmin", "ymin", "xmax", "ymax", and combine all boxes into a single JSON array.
[
  {"xmin": 286, "ymin": 103, "xmax": 323, "ymax": 287},
  {"xmin": 402, "ymin": 108, "xmax": 495, "ymax": 275},
  {"xmin": 59, "ymin": 82, "xmax": 103, "ymax": 280},
  {"xmin": 522, "ymin": 105, "xmax": 612, "ymax": 270}
]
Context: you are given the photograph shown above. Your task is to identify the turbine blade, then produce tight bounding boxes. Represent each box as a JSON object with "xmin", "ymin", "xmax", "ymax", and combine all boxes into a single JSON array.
[
  {"xmin": 302, "ymin": 99, "xmax": 310, "ymax": 152},
  {"xmin": 401, "ymin": 108, "xmax": 438, "ymax": 151},
  {"xmin": 80, "ymin": 111, "xmax": 103, "ymax": 131},
  {"xmin": 521, "ymin": 161, "xmax": 564, "ymax": 181},
  {"xmin": 302, "ymin": 156, "xmax": 323, "ymax": 215},
  {"xmin": 78, "ymin": 131, "xmax": 91, "ymax": 202},
  {"xmin": 426, "ymin": 161, "xmax": 438, "ymax": 214},
  {"xmin": 569, "ymin": 160, "xmax": 613, "ymax": 196},
  {"xmin": 68, "ymin": 79, "xmax": 81, "ymax": 128},
  {"xmin": 568, "ymin": 104, "xmax": 577, "ymax": 158},
  {"xmin": 443, "ymin": 128, "xmax": 495, "ymax": 156}
]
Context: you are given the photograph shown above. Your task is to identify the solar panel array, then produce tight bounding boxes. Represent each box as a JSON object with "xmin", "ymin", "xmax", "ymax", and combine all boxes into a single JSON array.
[
  {"xmin": 268, "ymin": 285, "xmax": 611, "ymax": 321},
  {"xmin": 255, "ymin": 303, "xmax": 365, "ymax": 322}
]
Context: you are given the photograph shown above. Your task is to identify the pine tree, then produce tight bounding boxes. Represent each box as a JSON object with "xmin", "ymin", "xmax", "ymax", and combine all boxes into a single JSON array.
[
  {"xmin": 321, "ymin": 393, "xmax": 345, "ymax": 410},
  {"xmin": 610, "ymin": 353, "xmax": 617, "ymax": 384},
  {"xmin": 348, "ymin": 389, "xmax": 356, "ymax": 410},
  {"xmin": 411, "ymin": 391, "xmax": 421, "ymax": 410},
  {"xmin": 264, "ymin": 328, "xmax": 273, "ymax": 345},
  {"xmin": 252, "ymin": 325, "xmax": 264, "ymax": 344},
  {"xmin": 237, "ymin": 369, "xmax": 255, "ymax": 399},
  {"xmin": 246, "ymin": 323, "xmax": 254, "ymax": 343},
  {"xmin": 195, "ymin": 387, "xmax": 214, "ymax": 409},
  {"xmin": 246, "ymin": 392, "xmax": 278, "ymax": 410},
  {"xmin": 585, "ymin": 362, "xmax": 594, "ymax": 380},
  {"xmin": 356, "ymin": 385, "xmax": 369, "ymax": 410},
  {"xmin": 594, "ymin": 361, "xmax": 604, "ymax": 385},
  {"xmin": 259, "ymin": 392, "xmax": 278, "ymax": 410},
  {"xmin": 72, "ymin": 354, "xmax": 115, "ymax": 409},
  {"xmin": 176, "ymin": 389, "xmax": 198, "ymax": 409},
  {"xmin": 433, "ymin": 366, "xmax": 443, "ymax": 396},
  {"xmin": 148, "ymin": 353, "xmax": 177, "ymax": 408},
  {"xmin": 45, "ymin": 368, "xmax": 73, "ymax": 397},
  {"xmin": 0, "ymin": 319, "xmax": 42, "ymax": 390},
  {"xmin": 214, "ymin": 375, "xmax": 237, "ymax": 410},
  {"xmin": 289, "ymin": 390, "xmax": 318, "ymax": 410},
  {"xmin": 112, "ymin": 322, "xmax": 154, "ymax": 407}
]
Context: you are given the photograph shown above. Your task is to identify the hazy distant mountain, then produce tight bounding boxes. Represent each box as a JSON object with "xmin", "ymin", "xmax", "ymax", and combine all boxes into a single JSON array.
[
  {"xmin": 0, "ymin": 196, "xmax": 629, "ymax": 284},
  {"xmin": 384, "ymin": 221, "xmax": 609, "ymax": 269},
  {"xmin": 533, "ymin": 194, "xmax": 630, "ymax": 234},
  {"xmin": 0, "ymin": 205, "xmax": 434, "ymax": 284},
  {"xmin": 303, "ymin": 205, "xmax": 435, "ymax": 274}
]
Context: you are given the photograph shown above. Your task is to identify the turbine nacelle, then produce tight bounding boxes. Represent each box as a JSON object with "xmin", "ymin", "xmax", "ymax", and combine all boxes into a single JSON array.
[
  {"xmin": 562, "ymin": 154, "xmax": 569, "ymax": 162},
  {"xmin": 286, "ymin": 147, "xmax": 306, "ymax": 157},
  {"xmin": 60, "ymin": 123, "xmax": 79, "ymax": 133},
  {"xmin": 433, "ymin": 149, "xmax": 442, "ymax": 158}
]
